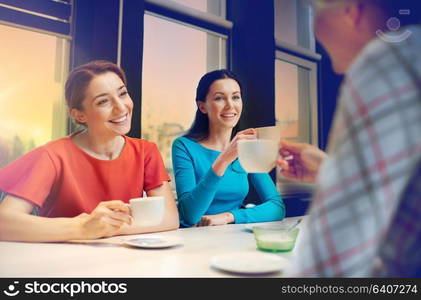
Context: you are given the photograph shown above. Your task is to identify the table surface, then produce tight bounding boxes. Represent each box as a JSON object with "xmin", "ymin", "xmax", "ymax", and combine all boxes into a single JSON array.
[{"xmin": 0, "ymin": 216, "xmax": 304, "ymax": 278}]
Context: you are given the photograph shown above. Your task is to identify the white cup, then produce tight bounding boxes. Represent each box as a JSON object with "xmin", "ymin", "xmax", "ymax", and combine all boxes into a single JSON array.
[
  {"xmin": 238, "ymin": 139, "xmax": 278, "ymax": 173},
  {"xmin": 129, "ymin": 196, "xmax": 165, "ymax": 226}
]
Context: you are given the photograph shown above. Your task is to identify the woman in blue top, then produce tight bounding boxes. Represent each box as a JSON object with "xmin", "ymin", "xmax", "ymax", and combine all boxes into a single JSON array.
[{"xmin": 172, "ymin": 70, "xmax": 285, "ymax": 227}]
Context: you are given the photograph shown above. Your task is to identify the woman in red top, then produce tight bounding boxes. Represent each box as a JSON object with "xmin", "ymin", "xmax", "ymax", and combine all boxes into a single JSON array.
[{"xmin": 0, "ymin": 61, "xmax": 179, "ymax": 242}]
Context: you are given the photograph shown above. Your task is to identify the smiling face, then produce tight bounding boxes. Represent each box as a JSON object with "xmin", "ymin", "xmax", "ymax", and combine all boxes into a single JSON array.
[
  {"xmin": 197, "ymin": 78, "xmax": 242, "ymax": 131},
  {"xmin": 70, "ymin": 71, "xmax": 133, "ymax": 137}
]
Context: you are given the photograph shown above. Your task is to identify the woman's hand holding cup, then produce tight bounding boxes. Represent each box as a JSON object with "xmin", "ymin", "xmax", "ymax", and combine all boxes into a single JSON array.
[
  {"xmin": 222, "ymin": 128, "xmax": 257, "ymax": 163},
  {"xmin": 76, "ymin": 200, "xmax": 132, "ymax": 239},
  {"xmin": 212, "ymin": 128, "xmax": 256, "ymax": 176}
]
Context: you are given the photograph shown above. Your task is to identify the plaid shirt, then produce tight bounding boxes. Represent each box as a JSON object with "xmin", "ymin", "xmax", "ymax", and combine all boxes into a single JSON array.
[{"xmin": 287, "ymin": 26, "xmax": 421, "ymax": 277}]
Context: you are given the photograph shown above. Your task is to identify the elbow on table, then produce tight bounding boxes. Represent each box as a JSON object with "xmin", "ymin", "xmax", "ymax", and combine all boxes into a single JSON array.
[
  {"xmin": 281, "ymin": 198, "xmax": 287, "ymax": 219},
  {"xmin": 0, "ymin": 210, "xmax": 6, "ymax": 241},
  {"xmin": 165, "ymin": 213, "xmax": 180, "ymax": 230},
  {"xmin": 277, "ymin": 199, "xmax": 286, "ymax": 221},
  {"xmin": 0, "ymin": 207, "xmax": 14, "ymax": 239},
  {"xmin": 280, "ymin": 207, "xmax": 286, "ymax": 220},
  {"xmin": 177, "ymin": 196, "xmax": 203, "ymax": 227},
  {"xmin": 262, "ymin": 210, "xmax": 285, "ymax": 223},
  {"xmin": 182, "ymin": 215, "xmax": 202, "ymax": 227},
  {"xmin": 0, "ymin": 209, "xmax": 24, "ymax": 241},
  {"xmin": 160, "ymin": 204, "xmax": 180, "ymax": 231},
  {"xmin": 266, "ymin": 198, "xmax": 286, "ymax": 221},
  {"xmin": 179, "ymin": 208, "xmax": 201, "ymax": 227}
]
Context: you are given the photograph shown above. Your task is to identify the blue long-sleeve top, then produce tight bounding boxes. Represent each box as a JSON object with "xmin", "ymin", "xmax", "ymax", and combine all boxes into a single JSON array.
[{"xmin": 172, "ymin": 136, "xmax": 286, "ymax": 227}]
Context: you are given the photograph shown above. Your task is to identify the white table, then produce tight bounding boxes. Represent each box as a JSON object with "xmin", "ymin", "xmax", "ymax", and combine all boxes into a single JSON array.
[{"xmin": 0, "ymin": 216, "xmax": 304, "ymax": 277}]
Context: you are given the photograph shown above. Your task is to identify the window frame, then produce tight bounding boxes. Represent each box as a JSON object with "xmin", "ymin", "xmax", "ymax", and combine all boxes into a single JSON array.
[
  {"xmin": 119, "ymin": 0, "xmax": 231, "ymax": 138},
  {"xmin": 144, "ymin": 0, "xmax": 232, "ymax": 34},
  {"xmin": 0, "ymin": 21, "xmax": 72, "ymax": 167},
  {"xmin": 0, "ymin": 0, "xmax": 72, "ymax": 35},
  {"xmin": 139, "ymin": 0, "xmax": 230, "ymax": 188},
  {"xmin": 141, "ymin": 0, "xmax": 231, "ymax": 137},
  {"xmin": 275, "ymin": 50, "xmax": 319, "ymax": 146},
  {"xmin": 0, "ymin": 0, "xmax": 74, "ymax": 134},
  {"xmin": 273, "ymin": 0, "xmax": 321, "ymax": 205},
  {"xmin": 274, "ymin": 0, "xmax": 321, "ymax": 147}
]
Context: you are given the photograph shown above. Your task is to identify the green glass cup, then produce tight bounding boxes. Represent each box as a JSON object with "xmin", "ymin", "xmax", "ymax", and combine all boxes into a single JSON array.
[{"xmin": 252, "ymin": 225, "xmax": 299, "ymax": 252}]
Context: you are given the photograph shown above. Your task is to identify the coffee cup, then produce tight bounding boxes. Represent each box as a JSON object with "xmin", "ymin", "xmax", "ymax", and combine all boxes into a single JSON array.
[
  {"xmin": 129, "ymin": 196, "xmax": 165, "ymax": 226},
  {"xmin": 238, "ymin": 139, "xmax": 278, "ymax": 173}
]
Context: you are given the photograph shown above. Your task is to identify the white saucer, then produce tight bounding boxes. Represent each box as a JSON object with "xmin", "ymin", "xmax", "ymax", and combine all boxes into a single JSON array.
[
  {"xmin": 210, "ymin": 252, "xmax": 287, "ymax": 274},
  {"xmin": 124, "ymin": 236, "xmax": 182, "ymax": 249}
]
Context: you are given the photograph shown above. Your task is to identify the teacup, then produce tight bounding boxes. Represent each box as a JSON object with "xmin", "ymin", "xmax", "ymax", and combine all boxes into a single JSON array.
[
  {"xmin": 129, "ymin": 196, "xmax": 165, "ymax": 226},
  {"xmin": 238, "ymin": 139, "xmax": 278, "ymax": 173}
]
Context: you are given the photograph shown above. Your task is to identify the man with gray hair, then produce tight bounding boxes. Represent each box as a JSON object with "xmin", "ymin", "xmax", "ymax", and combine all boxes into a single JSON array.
[{"xmin": 278, "ymin": 0, "xmax": 421, "ymax": 276}]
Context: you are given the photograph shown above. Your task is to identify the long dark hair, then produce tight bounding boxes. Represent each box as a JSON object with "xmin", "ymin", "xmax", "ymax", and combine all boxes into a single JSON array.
[{"xmin": 184, "ymin": 69, "xmax": 242, "ymax": 141}]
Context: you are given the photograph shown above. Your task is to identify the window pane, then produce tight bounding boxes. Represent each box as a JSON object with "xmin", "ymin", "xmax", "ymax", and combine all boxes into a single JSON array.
[
  {"xmin": 0, "ymin": 24, "xmax": 68, "ymax": 168},
  {"xmin": 275, "ymin": 58, "xmax": 317, "ymax": 196},
  {"xmin": 275, "ymin": 0, "xmax": 313, "ymax": 50},
  {"xmin": 275, "ymin": 59, "xmax": 311, "ymax": 143},
  {"xmin": 169, "ymin": 0, "xmax": 226, "ymax": 17},
  {"xmin": 142, "ymin": 14, "xmax": 226, "ymax": 185}
]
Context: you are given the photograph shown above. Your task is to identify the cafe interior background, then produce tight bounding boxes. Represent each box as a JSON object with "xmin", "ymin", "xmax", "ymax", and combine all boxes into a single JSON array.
[{"xmin": 0, "ymin": 0, "xmax": 343, "ymax": 216}]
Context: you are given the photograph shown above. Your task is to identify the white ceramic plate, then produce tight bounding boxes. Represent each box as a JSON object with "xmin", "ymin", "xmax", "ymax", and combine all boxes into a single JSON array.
[
  {"xmin": 210, "ymin": 252, "xmax": 288, "ymax": 274},
  {"xmin": 124, "ymin": 236, "xmax": 182, "ymax": 249}
]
